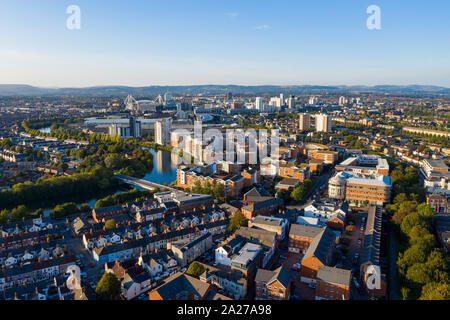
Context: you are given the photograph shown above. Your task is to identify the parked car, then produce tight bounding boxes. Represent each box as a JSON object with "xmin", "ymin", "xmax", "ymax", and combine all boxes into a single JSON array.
[{"xmin": 308, "ymin": 282, "xmax": 316, "ymax": 289}]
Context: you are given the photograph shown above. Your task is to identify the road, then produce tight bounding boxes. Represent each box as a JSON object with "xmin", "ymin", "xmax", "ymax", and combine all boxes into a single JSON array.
[{"xmin": 388, "ymin": 227, "xmax": 399, "ymax": 300}]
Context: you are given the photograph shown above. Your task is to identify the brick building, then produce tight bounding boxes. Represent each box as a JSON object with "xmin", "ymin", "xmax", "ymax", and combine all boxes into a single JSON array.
[
  {"xmin": 315, "ymin": 266, "xmax": 351, "ymax": 300},
  {"xmin": 255, "ymin": 266, "xmax": 292, "ymax": 300}
]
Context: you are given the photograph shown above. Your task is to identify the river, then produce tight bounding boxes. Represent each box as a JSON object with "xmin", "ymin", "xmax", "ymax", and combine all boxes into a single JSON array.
[{"xmin": 142, "ymin": 148, "xmax": 178, "ymax": 186}]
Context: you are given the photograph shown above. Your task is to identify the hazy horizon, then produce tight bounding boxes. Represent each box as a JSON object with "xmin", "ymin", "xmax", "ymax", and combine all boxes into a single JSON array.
[{"xmin": 1, "ymin": 0, "xmax": 449, "ymax": 87}]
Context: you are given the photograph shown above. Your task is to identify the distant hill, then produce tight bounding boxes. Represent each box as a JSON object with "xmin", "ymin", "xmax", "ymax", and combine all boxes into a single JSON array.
[{"xmin": 0, "ymin": 84, "xmax": 449, "ymax": 96}]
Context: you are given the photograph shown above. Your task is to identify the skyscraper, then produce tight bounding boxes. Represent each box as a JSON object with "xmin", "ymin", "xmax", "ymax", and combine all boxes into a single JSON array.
[
  {"xmin": 288, "ymin": 95, "xmax": 296, "ymax": 109},
  {"xmin": 155, "ymin": 118, "xmax": 171, "ymax": 145},
  {"xmin": 255, "ymin": 97, "xmax": 263, "ymax": 111},
  {"xmin": 308, "ymin": 96, "xmax": 319, "ymax": 105},
  {"xmin": 299, "ymin": 113, "xmax": 311, "ymax": 130},
  {"xmin": 315, "ymin": 114, "xmax": 332, "ymax": 132},
  {"xmin": 280, "ymin": 94, "xmax": 285, "ymax": 106}
]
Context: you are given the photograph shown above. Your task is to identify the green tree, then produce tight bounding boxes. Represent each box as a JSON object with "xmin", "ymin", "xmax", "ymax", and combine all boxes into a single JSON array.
[
  {"xmin": 96, "ymin": 272, "xmax": 122, "ymax": 300},
  {"xmin": 400, "ymin": 212, "xmax": 427, "ymax": 235},
  {"xmin": 105, "ymin": 219, "xmax": 117, "ymax": 230},
  {"xmin": 228, "ymin": 211, "xmax": 247, "ymax": 233},
  {"xmin": 419, "ymin": 282, "xmax": 450, "ymax": 300},
  {"xmin": 186, "ymin": 261, "xmax": 205, "ymax": 278}
]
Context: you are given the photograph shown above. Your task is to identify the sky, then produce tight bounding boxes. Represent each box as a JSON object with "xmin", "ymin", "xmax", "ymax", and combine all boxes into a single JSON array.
[{"xmin": 0, "ymin": 0, "xmax": 449, "ymax": 87}]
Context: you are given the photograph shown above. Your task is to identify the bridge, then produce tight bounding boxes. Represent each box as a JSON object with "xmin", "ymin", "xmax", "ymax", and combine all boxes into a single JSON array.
[{"xmin": 115, "ymin": 174, "xmax": 178, "ymax": 192}]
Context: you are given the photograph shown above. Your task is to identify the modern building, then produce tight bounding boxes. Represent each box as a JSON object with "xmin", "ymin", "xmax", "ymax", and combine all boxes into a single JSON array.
[
  {"xmin": 108, "ymin": 117, "xmax": 142, "ymax": 138},
  {"xmin": 315, "ymin": 114, "xmax": 332, "ymax": 132},
  {"xmin": 255, "ymin": 97, "xmax": 263, "ymax": 111},
  {"xmin": 328, "ymin": 172, "xmax": 392, "ymax": 205},
  {"xmin": 335, "ymin": 155, "xmax": 389, "ymax": 176},
  {"xmin": 299, "ymin": 113, "xmax": 311, "ymax": 131},
  {"xmin": 155, "ymin": 118, "xmax": 171, "ymax": 145}
]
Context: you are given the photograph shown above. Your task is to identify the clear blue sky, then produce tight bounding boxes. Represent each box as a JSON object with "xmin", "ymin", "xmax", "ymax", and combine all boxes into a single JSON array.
[{"xmin": 0, "ymin": 0, "xmax": 449, "ymax": 87}]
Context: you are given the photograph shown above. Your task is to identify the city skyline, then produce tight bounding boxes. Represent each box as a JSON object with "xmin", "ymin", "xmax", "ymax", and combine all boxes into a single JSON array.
[{"xmin": 1, "ymin": 0, "xmax": 450, "ymax": 87}]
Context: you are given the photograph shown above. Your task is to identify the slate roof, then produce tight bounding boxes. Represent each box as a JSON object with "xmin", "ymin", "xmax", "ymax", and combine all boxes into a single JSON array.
[
  {"xmin": 317, "ymin": 266, "xmax": 351, "ymax": 287},
  {"xmin": 255, "ymin": 265, "xmax": 291, "ymax": 289},
  {"xmin": 151, "ymin": 272, "xmax": 211, "ymax": 300},
  {"xmin": 235, "ymin": 227, "xmax": 276, "ymax": 248},
  {"xmin": 290, "ymin": 224, "xmax": 324, "ymax": 238},
  {"xmin": 303, "ymin": 227, "xmax": 336, "ymax": 264},
  {"xmin": 241, "ymin": 197, "xmax": 283, "ymax": 213}
]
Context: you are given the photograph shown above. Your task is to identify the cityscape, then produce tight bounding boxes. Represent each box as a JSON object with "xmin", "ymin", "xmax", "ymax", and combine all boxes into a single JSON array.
[{"xmin": 0, "ymin": 0, "xmax": 449, "ymax": 309}]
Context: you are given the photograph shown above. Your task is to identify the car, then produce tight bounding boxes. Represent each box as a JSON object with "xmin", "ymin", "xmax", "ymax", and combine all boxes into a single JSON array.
[
  {"xmin": 279, "ymin": 255, "xmax": 287, "ymax": 260},
  {"xmin": 357, "ymin": 240, "xmax": 361, "ymax": 245},
  {"xmin": 181, "ymin": 267, "xmax": 187, "ymax": 273},
  {"xmin": 308, "ymin": 282, "xmax": 316, "ymax": 289},
  {"xmin": 354, "ymin": 253, "xmax": 359, "ymax": 259}
]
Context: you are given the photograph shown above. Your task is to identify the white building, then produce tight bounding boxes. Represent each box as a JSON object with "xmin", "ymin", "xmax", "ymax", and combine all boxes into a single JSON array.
[
  {"xmin": 255, "ymin": 97, "xmax": 263, "ymax": 111},
  {"xmin": 315, "ymin": 114, "xmax": 332, "ymax": 132},
  {"xmin": 155, "ymin": 118, "xmax": 171, "ymax": 145}
]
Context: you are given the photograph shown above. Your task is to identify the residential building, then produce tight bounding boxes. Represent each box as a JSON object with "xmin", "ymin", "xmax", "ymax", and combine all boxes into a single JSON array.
[
  {"xmin": 315, "ymin": 114, "xmax": 332, "ymax": 132},
  {"xmin": 299, "ymin": 113, "xmax": 311, "ymax": 130},
  {"xmin": 248, "ymin": 215, "xmax": 289, "ymax": 240},
  {"xmin": 300, "ymin": 227, "xmax": 337, "ymax": 284},
  {"xmin": 255, "ymin": 266, "xmax": 292, "ymax": 300},
  {"xmin": 155, "ymin": 118, "xmax": 171, "ymax": 145},
  {"xmin": 168, "ymin": 233, "xmax": 213, "ymax": 267},
  {"xmin": 315, "ymin": 266, "xmax": 351, "ymax": 300}
]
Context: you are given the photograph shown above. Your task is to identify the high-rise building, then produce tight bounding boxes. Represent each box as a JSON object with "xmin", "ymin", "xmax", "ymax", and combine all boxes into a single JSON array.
[
  {"xmin": 338, "ymin": 96, "xmax": 347, "ymax": 106},
  {"xmin": 299, "ymin": 113, "xmax": 311, "ymax": 131},
  {"xmin": 155, "ymin": 118, "xmax": 171, "ymax": 145},
  {"xmin": 108, "ymin": 116, "xmax": 141, "ymax": 138},
  {"xmin": 164, "ymin": 92, "xmax": 172, "ymax": 103},
  {"xmin": 308, "ymin": 96, "xmax": 319, "ymax": 106},
  {"xmin": 255, "ymin": 97, "xmax": 263, "ymax": 111},
  {"xmin": 288, "ymin": 96, "xmax": 296, "ymax": 109},
  {"xmin": 315, "ymin": 114, "xmax": 332, "ymax": 132},
  {"xmin": 280, "ymin": 94, "xmax": 285, "ymax": 106}
]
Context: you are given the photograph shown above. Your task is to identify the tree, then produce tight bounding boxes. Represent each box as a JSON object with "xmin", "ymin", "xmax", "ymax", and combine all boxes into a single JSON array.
[
  {"xmin": 228, "ymin": 211, "xmax": 247, "ymax": 233},
  {"xmin": 105, "ymin": 219, "xmax": 117, "ymax": 230},
  {"xmin": 419, "ymin": 282, "xmax": 450, "ymax": 300},
  {"xmin": 96, "ymin": 272, "xmax": 121, "ymax": 300},
  {"xmin": 400, "ymin": 212, "xmax": 427, "ymax": 235},
  {"xmin": 186, "ymin": 261, "xmax": 205, "ymax": 278}
]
